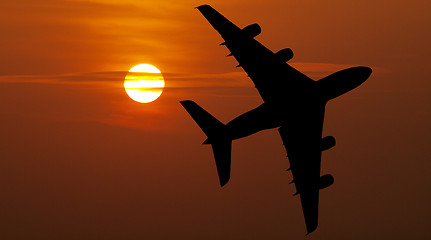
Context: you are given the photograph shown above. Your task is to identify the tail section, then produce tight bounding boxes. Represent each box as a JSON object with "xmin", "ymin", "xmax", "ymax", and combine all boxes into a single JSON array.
[
  {"xmin": 209, "ymin": 140, "xmax": 232, "ymax": 187},
  {"xmin": 180, "ymin": 100, "xmax": 232, "ymax": 186}
]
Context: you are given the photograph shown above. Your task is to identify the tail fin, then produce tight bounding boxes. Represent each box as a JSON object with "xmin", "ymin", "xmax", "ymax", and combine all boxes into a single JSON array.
[{"xmin": 180, "ymin": 100, "xmax": 232, "ymax": 186}]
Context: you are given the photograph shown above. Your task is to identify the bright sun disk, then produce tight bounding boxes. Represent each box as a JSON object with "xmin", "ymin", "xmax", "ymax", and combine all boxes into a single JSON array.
[{"xmin": 124, "ymin": 64, "xmax": 165, "ymax": 103}]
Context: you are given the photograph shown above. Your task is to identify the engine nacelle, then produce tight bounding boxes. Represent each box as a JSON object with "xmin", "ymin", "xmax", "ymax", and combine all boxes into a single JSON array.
[
  {"xmin": 242, "ymin": 23, "xmax": 261, "ymax": 38},
  {"xmin": 321, "ymin": 136, "xmax": 336, "ymax": 151},
  {"xmin": 319, "ymin": 174, "xmax": 334, "ymax": 190},
  {"xmin": 275, "ymin": 48, "xmax": 294, "ymax": 62}
]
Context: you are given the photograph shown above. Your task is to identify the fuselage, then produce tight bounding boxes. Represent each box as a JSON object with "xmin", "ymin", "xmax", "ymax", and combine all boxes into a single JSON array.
[
  {"xmin": 223, "ymin": 52, "xmax": 325, "ymax": 142},
  {"xmin": 188, "ymin": 4, "xmax": 372, "ymax": 234}
]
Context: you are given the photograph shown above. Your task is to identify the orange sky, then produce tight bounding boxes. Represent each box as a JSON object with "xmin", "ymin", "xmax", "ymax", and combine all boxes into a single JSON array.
[{"xmin": 0, "ymin": 0, "xmax": 430, "ymax": 239}]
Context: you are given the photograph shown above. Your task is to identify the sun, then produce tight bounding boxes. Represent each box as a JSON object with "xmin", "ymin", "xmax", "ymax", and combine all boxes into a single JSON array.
[{"xmin": 124, "ymin": 64, "xmax": 165, "ymax": 103}]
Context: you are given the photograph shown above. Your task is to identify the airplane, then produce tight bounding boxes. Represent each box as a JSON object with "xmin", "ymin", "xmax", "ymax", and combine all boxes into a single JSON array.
[{"xmin": 180, "ymin": 4, "xmax": 372, "ymax": 234}]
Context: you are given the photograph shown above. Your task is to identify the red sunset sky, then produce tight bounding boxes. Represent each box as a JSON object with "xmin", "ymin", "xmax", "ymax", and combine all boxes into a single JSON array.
[{"xmin": 0, "ymin": 0, "xmax": 430, "ymax": 239}]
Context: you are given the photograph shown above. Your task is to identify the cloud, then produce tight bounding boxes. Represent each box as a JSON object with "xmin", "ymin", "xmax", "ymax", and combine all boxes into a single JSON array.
[
  {"xmin": 0, "ymin": 0, "xmax": 201, "ymax": 75},
  {"xmin": 0, "ymin": 71, "xmax": 126, "ymax": 84},
  {"xmin": 0, "ymin": 62, "xmax": 385, "ymax": 90}
]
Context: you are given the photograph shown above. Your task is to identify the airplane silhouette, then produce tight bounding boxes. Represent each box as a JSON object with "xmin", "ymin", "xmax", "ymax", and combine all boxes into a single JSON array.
[{"xmin": 180, "ymin": 4, "xmax": 372, "ymax": 234}]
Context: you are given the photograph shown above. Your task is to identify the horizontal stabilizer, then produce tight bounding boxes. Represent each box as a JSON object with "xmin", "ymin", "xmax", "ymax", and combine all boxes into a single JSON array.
[
  {"xmin": 211, "ymin": 140, "xmax": 232, "ymax": 186},
  {"xmin": 180, "ymin": 100, "xmax": 224, "ymax": 138},
  {"xmin": 180, "ymin": 100, "xmax": 232, "ymax": 187}
]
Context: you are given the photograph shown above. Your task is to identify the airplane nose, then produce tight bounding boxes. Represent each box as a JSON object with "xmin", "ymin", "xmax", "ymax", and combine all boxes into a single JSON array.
[
  {"xmin": 351, "ymin": 66, "xmax": 372, "ymax": 86},
  {"xmin": 358, "ymin": 66, "xmax": 372, "ymax": 80}
]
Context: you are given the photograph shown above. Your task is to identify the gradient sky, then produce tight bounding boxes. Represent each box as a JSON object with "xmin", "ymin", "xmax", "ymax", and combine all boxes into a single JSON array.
[{"xmin": 0, "ymin": 0, "xmax": 430, "ymax": 239}]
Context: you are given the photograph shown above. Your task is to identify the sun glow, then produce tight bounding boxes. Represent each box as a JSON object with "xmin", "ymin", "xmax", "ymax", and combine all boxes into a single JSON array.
[{"xmin": 124, "ymin": 64, "xmax": 165, "ymax": 103}]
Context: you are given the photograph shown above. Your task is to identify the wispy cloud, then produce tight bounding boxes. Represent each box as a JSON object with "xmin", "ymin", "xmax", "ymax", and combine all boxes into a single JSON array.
[
  {"xmin": 0, "ymin": 71, "xmax": 127, "ymax": 85},
  {"xmin": 0, "ymin": 62, "xmax": 384, "ymax": 88}
]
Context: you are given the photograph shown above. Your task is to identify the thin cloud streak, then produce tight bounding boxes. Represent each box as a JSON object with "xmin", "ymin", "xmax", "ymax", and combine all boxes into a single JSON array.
[{"xmin": 0, "ymin": 62, "xmax": 384, "ymax": 87}]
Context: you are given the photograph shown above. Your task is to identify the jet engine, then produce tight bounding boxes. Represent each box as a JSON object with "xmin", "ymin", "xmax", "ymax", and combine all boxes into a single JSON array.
[
  {"xmin": 319, "ymin": 174, "xmax": 334, "ymax": 189},
  {"xmin": 275, "ymin": 48, "xmax": 294, "ymax": 62},
  {"xmin": 321, "ymin": 136, "xmax": 336, "ymax": 151},
  {"xmin": 242, "ymin": 23, "xmax": 261, "ymax": 38}
]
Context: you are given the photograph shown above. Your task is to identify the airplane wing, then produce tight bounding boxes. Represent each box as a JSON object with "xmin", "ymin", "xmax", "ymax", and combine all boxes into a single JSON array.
[
  {"xmin": 277, "ymin": 103, "xmax": 327, "ymax": 234},
  {"xmin": 196, "ymin": 5, "xmax": 243, "ymax": 39},
  {"xmin": 196, "ymin": 5, "xmax": 313, "ymax": 103},
  {"xmin": 196, "ymin": 4, "xmax": 337, "ymax": 234}
]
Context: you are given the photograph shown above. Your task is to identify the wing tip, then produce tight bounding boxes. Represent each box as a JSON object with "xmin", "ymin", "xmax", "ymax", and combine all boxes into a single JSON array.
[
  {"xmin": 306, "ymin": 227, "xmax": 317, "ymax": 235},
  {"xmin": 219, "ymin": 176, "xmax": 230, "ymax": 187},
  {"xmin": 196, "ymin": 4, "xmax": 211, "ymax": 10},
  {"xmin": 179, "ymin": 100, "xmax": 194, "ymax": 107},
  {"xmin": 305, "ymin": 221, "xmax": 318, "ymax": 235}
]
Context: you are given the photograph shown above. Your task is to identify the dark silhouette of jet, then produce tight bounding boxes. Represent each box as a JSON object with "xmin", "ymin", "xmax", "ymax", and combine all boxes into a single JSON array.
[{"xmin": 180, "ymin": 4, "xmax": 372, "ymax": 234}]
